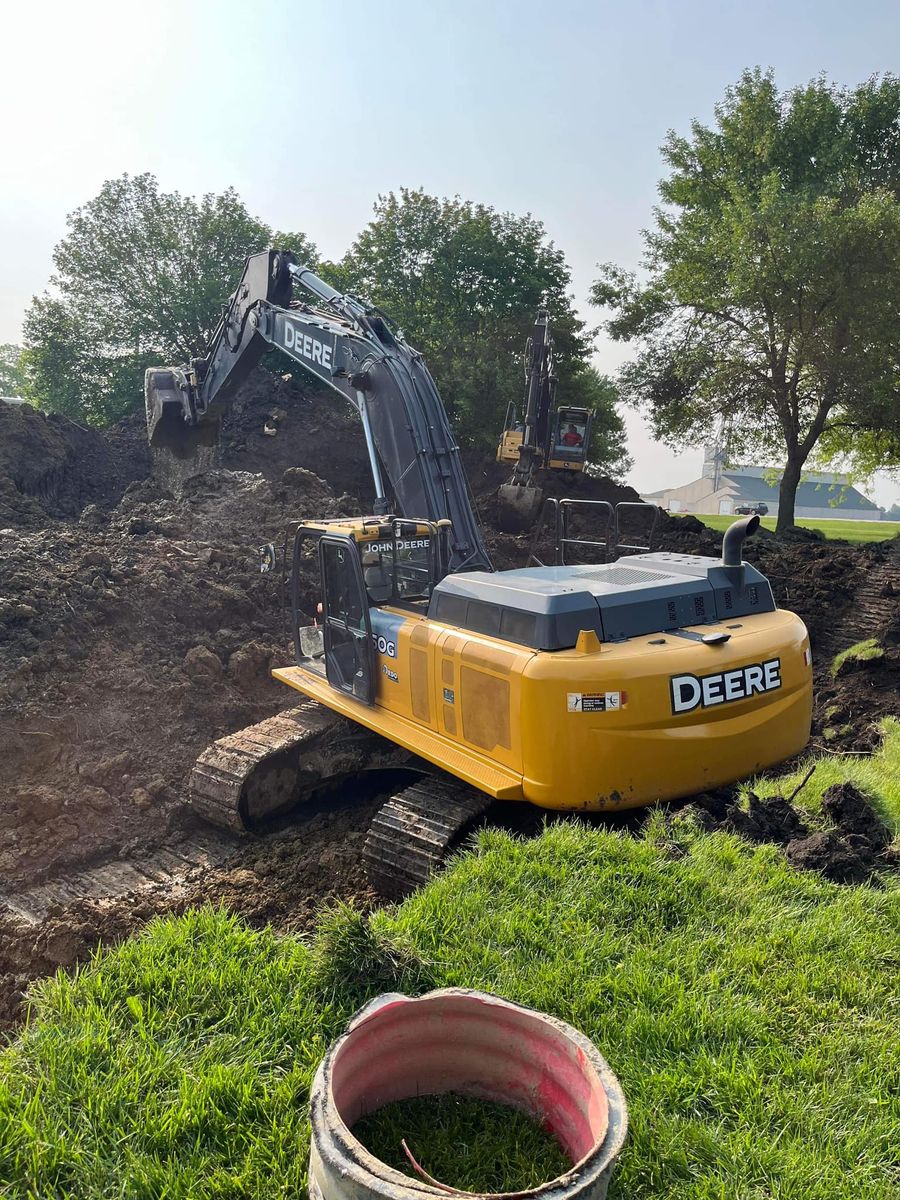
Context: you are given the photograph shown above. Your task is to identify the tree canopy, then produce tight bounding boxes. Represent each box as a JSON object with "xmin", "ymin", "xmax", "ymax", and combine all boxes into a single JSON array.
[
  {"xmin": 0, "ymin": 344, "xmax": 26, "ymax": 397},
  {"xmin": 325, "ymin": 189, "xmax": 629, "ymax": 474},
  {"xmin": 592, "ymin": 69, "xmax": 900, "ymax": 529},
  {"xmin": 22, "ymin": 174, "xmax": 315, "ymax": 423},
  {"xmin": 20, "ymin": 179, "xmax": 629, "ymax": 479}
]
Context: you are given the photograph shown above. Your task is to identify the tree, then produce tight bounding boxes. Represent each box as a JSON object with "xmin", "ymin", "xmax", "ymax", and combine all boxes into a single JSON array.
[
  {"xmin": 0, "ymin": 344, "xmax": 26, "ymax": 397},
  {"xmin": 575, "ymin": 369, "xmax": 633, "ymax": 479},
  {"xmin": 22, "ymin": 173, "xmax": 316, "ymax": 423},
  {"xmin": 592, "ymin": 70, "xmax": 900, "ymax": 531},
  {"xmin": 327, "ymin": 189, "xmax": 628, "ymax": 473}
]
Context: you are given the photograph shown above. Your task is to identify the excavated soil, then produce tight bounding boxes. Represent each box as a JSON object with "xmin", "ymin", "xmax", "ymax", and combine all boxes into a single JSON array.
[{"xmin": 1, "ymin": 371, "xmax": 899, "ymax": 1033}]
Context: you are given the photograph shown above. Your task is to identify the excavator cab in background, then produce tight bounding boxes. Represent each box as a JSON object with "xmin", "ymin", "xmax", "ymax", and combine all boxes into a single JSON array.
[{"xmin": 548, "ymin": 406, "xmax": 592, "ymax": 471}]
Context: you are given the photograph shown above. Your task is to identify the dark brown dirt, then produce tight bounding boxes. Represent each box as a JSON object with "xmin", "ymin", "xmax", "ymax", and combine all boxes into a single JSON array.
[
  {"xmin": 1, "ymin": 369, "xmax": 898, "ymax": 1035},
  {"xmin": 0, "ymin": 794, "xmax": 383, "ymax": 1029},
  {"xmin": 684, "ymin": 780, "xmax": 895, "ymax": 885},
  {"xmin": 0, "ymin": 402, "xmax": 136, "ymax": 528}
]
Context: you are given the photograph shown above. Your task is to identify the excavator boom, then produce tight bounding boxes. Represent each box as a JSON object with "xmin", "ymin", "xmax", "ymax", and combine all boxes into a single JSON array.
[{"xmin": 146, "ymin": 249, "xmax": 491, "ymax": 574}]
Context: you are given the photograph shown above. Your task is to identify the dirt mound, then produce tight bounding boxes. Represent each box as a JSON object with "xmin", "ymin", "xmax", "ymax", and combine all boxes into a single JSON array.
[
  {"xmin": 811, "ymin": 565, "xmax": 900, "ymax": 751},
  {"xmin": 0, "ymin": 369, "xmax": 372, "ymax": 532},
  {"xmin": 0, "ymin": 464, "xmax": 365, "ymax": 891},
  {"xmin": 685, "ymin": 780, "xmax": 895, "ymax": 885},
  {"xmin": 218, "ymin": 368, "xmax": 372, "ymax": 496},
  {"xmin": 0, "ymin": 401, "xmax": 138, "ymax": 529}
]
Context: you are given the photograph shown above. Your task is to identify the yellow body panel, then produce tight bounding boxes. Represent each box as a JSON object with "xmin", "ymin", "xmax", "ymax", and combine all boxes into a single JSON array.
[
  {"xmin": 546, "ymin": 456, "xmax": 585, "ymax": 473},
  {"xmin": 274, "ymin": 604, "xmax": 812, "ymax": 812},
  {"xmin": 496, "ymin": 430, "xmax": 524, "ymax": 463}
]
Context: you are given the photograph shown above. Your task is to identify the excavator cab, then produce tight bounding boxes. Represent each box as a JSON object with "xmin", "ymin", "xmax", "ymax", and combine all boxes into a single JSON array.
[
  {"xmin": 291, "ymin": 517, "xmax": 447, "ymax": 705},
  {"xmin": 547, "ymin": 406, "xmax": 592, "ymax": 473}
]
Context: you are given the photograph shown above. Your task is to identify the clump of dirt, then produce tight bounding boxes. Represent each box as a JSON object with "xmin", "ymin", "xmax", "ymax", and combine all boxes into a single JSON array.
[{"xmin": 685, "ymin": 779, "xmax": 895, "ymax": 885}]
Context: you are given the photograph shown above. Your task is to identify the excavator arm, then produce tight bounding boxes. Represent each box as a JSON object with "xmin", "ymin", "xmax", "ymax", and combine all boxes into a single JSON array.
[{"xmin": 146, "ymin": 249, "xmax": 491, "ymax": 573}]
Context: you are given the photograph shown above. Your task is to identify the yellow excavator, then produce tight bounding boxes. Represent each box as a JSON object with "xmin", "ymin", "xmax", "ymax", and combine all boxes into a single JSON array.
[
  {"xmin": 496, "ymin": 310, "xmax": 592, "ymax": 530},
  {"xmin": 146, "ymin": 250, "xmax": 812, "ymax": 896}
]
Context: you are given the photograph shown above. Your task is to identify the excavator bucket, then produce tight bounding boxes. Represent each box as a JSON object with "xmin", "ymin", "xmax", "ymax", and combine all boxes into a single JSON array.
[
  {"xmin": 145, "ymin": 367, "xmax": 219, "ymax": 466},
  {"xmin": 497, "ymin": 481, "xmax": 545, "ymax": 533}
]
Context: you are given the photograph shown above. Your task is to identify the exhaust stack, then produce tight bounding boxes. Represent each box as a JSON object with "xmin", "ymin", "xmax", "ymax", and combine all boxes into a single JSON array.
[{"xmin": 722, "ymin": 515, "xmax": 760, "ymax": 567}]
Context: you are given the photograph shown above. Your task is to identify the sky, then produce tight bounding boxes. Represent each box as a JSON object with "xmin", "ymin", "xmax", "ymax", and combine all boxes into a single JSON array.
[{"xmin": 2, "ymin": 0, "xmax": 899, "ymax": 507}]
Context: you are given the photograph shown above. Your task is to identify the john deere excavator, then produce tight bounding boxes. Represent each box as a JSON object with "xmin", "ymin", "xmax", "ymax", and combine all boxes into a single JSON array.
[
  {"xmin": 495, "ymin": 310, "xmax": 592, "ymax": 530},
  {"xmin": 146, "ymin": 249, "xmax": 812, "ymax": 896}
]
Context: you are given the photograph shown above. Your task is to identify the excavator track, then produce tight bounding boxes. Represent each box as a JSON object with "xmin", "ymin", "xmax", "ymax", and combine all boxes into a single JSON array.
[
  {"xmin": 364, "ymin": 776, "xmax": 493, "ymax": 898},
  {"xmin": 190, "ymin": 698, "xmax": 411, "ymax": 832}
]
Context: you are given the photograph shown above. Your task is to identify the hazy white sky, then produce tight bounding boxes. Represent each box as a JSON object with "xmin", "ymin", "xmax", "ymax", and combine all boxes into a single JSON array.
[{"xmin": 2, "ymin": 0, "xmax": 898, "ymax": 506}]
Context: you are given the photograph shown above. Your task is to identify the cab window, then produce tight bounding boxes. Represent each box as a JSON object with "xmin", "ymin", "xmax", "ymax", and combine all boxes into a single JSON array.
[
  {"xmin": 362, "ymin": 536, "xmax": 433, "ymax": 604},
  {"xmin": 556, "ymin": 419, "xmax": 586, "ymax": 452}
]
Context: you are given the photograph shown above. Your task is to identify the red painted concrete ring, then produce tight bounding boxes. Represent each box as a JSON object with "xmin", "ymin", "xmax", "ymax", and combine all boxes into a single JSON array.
[{"xmin": 309, "ymin": 989, "xmax": 628, "ymax": 1199}]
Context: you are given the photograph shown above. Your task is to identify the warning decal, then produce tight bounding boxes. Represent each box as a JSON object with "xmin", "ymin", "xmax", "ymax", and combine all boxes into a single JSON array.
[{"xmin": 567, "ymin": 692, "xmax": 622, "ymax": 713}]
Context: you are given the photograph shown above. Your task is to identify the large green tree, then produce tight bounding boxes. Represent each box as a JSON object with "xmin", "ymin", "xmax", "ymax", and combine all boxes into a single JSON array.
[
  {"xmin": 22, "ymin": 174, "xmax": 315, "ymax": 423},
  {"xmin": 327, "ymin": 189, "xmax": 629, "ymax": 474},
  {"xmin": 592, "ymin": 70, "xmax": 900, "ymax": 530}
]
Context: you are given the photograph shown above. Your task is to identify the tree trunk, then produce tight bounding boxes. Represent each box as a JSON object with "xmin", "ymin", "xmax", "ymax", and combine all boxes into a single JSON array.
[{"xmin": 776, "ymin": 453, "xmax": 803, "ymax": 533}]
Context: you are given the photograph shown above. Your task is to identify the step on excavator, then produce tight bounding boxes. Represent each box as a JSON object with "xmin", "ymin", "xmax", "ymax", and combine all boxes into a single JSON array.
[
  {"xmin": 495, "ymin": 310, "xmax": 592, "ymax": 531},
  {"xmin": 146, "ymin": 249, "xmax": 813, "ymax": 896}
]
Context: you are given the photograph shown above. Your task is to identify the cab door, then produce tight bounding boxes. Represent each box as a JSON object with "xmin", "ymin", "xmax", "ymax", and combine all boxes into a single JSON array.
[{"xmin": 319, "ymin": 536, "xmax": 375, "ymax": 704}]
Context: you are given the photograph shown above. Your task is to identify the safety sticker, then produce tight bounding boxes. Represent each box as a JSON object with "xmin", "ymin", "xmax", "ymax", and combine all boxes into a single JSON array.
[{"xmin": 567, "ymin": 692, "xmax": 622, "ymax": 713}]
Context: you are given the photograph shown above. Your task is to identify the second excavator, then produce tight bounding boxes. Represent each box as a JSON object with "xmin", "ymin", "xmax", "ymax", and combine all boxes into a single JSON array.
[
  {"xmin": 495, "ymin": 309, "xmax": 592, "ymax": 531},
  {"xmin": 146, "ymin": 249, "xmax": 813, "ymax": 896}
]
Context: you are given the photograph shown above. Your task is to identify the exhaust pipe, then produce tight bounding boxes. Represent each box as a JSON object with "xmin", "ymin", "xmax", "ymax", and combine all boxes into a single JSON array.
[{"xmin": 722, "ymin": 515, "xmax": 760, "ymax": 568}]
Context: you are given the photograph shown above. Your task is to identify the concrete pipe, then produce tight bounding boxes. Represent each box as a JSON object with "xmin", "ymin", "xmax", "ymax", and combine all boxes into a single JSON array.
[{"xmin": 309, "ymin": 988, "xmax": 628, "ymax": 1200}]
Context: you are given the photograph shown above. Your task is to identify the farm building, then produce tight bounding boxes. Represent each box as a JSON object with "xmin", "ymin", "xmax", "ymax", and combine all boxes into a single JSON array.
[{"xmin": 643, "ymin": 446, "xmax": 881, "ymax": 521}]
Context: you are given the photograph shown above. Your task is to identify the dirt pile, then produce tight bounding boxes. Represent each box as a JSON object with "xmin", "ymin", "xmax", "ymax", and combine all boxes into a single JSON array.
[
  {"xmin": 685, "ymin": 780, "xmax": 896, "ymax": 884},
  {"xmin": 0, "ymin": 463, "xmax": 366, "ymax": 890},
  {"xmin": 1, "ymin": 365, "xmax": 898, "ymax": 1032},
  {"xmin": 0, "ymin": 401, "xmax": 138, "ymax": 529},
  {"xmin": 0, "ymin": 369, "xmax": 372, "ymax": 531},
  {"xmin": 813, "ymin": 579, "xmax": 900, "ymax": 751}
]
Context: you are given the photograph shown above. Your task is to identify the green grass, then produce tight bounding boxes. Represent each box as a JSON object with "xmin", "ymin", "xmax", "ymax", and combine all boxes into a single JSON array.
[
  {"xmin": 749, "ymin": 716, "xmax": 900, "ymax": 833},
  {"xmin": 353, "ymin": 1093, "xmax": 571, "ymax": 1192},
  {"xmin": 830, "ymin": 637, "xmax": 885, "ymax": 677},
  {"xmin": 2, "ymin": 819, "xmax": 900, "ymax": 1199},
  {"xmin": 672, "ymin": 513, "xmax": 900, "ymax": 543}
]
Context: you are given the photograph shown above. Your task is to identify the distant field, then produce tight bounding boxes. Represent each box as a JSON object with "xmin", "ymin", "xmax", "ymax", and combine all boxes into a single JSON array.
[{"xmin": 673, "ymin": 513, "xmax": 900, "ymax": 543}]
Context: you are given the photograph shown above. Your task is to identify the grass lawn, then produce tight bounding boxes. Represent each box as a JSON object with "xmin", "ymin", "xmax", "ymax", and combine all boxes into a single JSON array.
[
  {"xmin": 2, "ymin": 818, "xmax": 900, "ymax": 1198},
  {"xmin": 672, "ymin": 512, "xmax": 900, "ymax": 543},
  {"xmin": 748, "ymin": 716, "xmax": 900, "ymax": 832}
]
